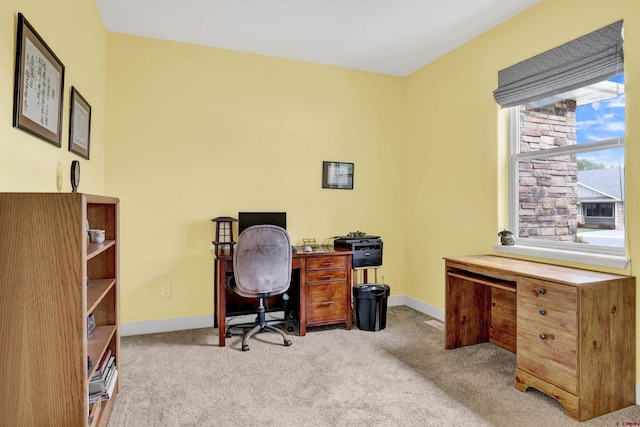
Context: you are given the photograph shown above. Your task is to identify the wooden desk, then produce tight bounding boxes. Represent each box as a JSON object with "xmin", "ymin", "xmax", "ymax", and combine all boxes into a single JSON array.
[
  {"xmin": 215, "ymin": 247, "xmax": 352, "ymax": 347},
  {"xmin": 444, "ymin": 255, "xmax": 635, "ymax": 421}
]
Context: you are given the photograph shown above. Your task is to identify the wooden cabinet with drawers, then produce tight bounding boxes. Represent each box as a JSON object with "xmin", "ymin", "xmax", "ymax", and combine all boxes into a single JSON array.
[
  {"xmin": 304, "ymin": 253, "xmax": 352, "ymax": 330},
  {"xmin": 515, "ymin": 275, "xmax": 635, "ymax": 421},
  {"xmin": 445, "ymin": 255, "xmax": 635, "ymax": 422}
]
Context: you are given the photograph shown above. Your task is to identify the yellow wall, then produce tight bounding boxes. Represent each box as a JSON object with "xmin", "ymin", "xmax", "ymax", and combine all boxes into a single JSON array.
[
  {"xmin": 0, "ymin": 0, "xmax": 106, "ymax": 194},
  {"xmin": 104, "ymin": 34, "xmax": 406, "ymax": 322},
  {"xmin": 404, "ymin": 0, "xmax": 639, "ymax": 307}
]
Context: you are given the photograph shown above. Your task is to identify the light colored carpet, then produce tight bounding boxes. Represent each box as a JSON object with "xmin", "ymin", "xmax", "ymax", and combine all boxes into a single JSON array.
[{"xmin": 108, "ymin": 306, "xmax": 640, "ymax": 426}]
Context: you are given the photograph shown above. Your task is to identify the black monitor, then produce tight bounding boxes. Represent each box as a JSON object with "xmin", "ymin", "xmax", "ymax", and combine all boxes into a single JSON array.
[{"xmin": 238, "ymin": 212, "xmax": 287, "ymax": 235}]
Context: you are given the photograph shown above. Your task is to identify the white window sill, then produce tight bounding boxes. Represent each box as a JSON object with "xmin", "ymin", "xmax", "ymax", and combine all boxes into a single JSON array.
[{"xmin": 493, "ymin": 244, "xmax": 630, "ymax": 269}]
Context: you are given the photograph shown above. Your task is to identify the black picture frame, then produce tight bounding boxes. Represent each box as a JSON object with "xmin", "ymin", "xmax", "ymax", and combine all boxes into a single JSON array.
[
  {"xmin": 13, "ymin": 13, "xmax": 65, "ymax": 147},
  {"xmin": 69, "ymin": 87, "xmax": 91, "ymax": 159},
  {"xmin": 322, "ymin": 161, "xmax": 354, "ymax": 190}
]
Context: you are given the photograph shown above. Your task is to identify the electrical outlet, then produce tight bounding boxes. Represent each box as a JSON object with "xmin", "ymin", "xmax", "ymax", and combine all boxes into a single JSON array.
[{"xmin": 161, "ymin": 284, "xmax": 171, "ymax": 298}]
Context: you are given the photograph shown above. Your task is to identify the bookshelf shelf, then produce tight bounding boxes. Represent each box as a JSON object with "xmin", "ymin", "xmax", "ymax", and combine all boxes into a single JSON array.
[
  {"xmin": 88, "ymin": 279, "xmax": 116, "ymax": 314},
  {"xmin": 87, "ymin": 240, "xmax": 116, "ymax": 260},
  {"xmin": 0, "ymin": 193, "xmax": 120, "ymax": 427}
]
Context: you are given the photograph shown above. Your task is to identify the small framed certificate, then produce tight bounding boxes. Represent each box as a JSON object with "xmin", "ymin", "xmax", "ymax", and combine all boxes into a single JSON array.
[
  {"xmin": 322, "ymin": 161, "xmax": 354, "ymax": 190},
  {"xmin": 69, "ymin": 87, "xmax": 92, "ymax": 159}
]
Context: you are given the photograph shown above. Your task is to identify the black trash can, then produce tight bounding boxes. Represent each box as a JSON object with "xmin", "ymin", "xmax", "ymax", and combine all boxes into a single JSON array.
[{"xmin": 353, "ymin": 284, "xmax": 390, "ymax": 331}]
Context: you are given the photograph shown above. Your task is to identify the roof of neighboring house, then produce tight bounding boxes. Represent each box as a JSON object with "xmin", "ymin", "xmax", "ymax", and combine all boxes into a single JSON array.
[{"xmin": 577, "ymin": 167, "xmax": 625, "ymax": 202}]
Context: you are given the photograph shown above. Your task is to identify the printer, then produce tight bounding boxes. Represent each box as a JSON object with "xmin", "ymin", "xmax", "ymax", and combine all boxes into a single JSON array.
[{"xmin": 334, "ymin": 235, "xmax": 383, "ymax": 268}]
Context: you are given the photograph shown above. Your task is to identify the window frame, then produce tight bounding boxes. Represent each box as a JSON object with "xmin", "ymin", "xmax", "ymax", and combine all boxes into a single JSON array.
[{"xmin": 500, "ymin": 107, "xmax": 628, "ymax": 268}]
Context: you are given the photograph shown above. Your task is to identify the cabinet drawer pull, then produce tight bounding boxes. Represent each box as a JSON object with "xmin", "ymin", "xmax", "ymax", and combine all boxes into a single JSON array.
[
  {"xmin": 321, "ymin": 262, "xmax": 335, "ymax": 267},
  {"xmin": 539, "ymin": 309, "xmax": 546, "ymax": 315},
  {"xmin": 321, "ymin": 301, "xmax": 335, "ymax": 306},
  {"xmin": 321, "ymin": 274, "xmax": 335, "ymax": 280},
  {"xmin": 538, "ymin": 289, "xmax": 546, "ymax": 295},
  {"xmin": 539, "ymin": 334, "xmax": 546, "ymax": 340}
]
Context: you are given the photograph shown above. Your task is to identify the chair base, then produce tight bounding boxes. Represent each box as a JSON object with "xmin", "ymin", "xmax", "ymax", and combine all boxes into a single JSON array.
[
  {"xmin": 241, "ymin": 324, "xmax": 292, "ymax": 351},
  {"xmin": 225, "ymin": 297, "xmax": 293, "ymax": 351}
]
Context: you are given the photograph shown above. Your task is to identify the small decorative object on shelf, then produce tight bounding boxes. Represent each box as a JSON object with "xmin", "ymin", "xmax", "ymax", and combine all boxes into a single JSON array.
[
  {"xmin": 211, "ymin": 216, "xmax": 237, "ymax": 256},
  {"xmin": 89, "ymin": 229, "xmax": 105, "ymax": 244},
  {"xmin": 87, "ymin": 313, "xmax": 96, "ymax": 336},
  {"xmin": 498, "ymin": 229, "xmax": 515, "ymax": 246},
  {"xmin": 71, "ymin": 160, "xmax": 80, "ymax": 192}
]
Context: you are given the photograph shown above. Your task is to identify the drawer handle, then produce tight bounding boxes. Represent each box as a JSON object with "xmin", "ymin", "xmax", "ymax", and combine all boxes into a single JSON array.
[
  {"xmin": 539, "ymin": 334, "xmax": 546, "ymax": 340},
  {"xmin": 321, "ymin": 274, "xmax": 335, "ymax": 280},
  {"xmin": 321, "ymin": 301, "xmax": 335, "ymax": 306},
  {"xmin": 539, "ymin": 289, "xmax": 546, "ymax": 295},
  {"xmin": 539, "ymin": 309, "xmax": 546, "ymax": 315},
  {"xmin": 321, "ymin": 262, "xmax": 335, "ymax": 267}
]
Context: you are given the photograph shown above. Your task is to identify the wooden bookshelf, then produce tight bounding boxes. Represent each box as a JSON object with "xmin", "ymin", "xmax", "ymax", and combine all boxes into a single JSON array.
[{"xmin": 0, "ymin": 193, "xmax": 120, "ymax": 426}]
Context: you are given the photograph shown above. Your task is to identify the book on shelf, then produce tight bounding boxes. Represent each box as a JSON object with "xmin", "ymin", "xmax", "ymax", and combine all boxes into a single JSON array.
[
  {"xmin": 89, "ymin": 367, "xmax": 118, "ymax": 404},
  {"xmin": 92, "ymin": 349, "xmax": 112, "ymax": 380},
  {"xmin": 89, "ymin": 355, "xmax": 116, "ymax": 395}
]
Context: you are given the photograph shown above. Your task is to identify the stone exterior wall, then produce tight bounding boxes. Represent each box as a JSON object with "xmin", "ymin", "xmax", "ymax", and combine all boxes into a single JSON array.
[{"xmin": 518, "ymin": 100, "xmax": 578, "ymax": 242}]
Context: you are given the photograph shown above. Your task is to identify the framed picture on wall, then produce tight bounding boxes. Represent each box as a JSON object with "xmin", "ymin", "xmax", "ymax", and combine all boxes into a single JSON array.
[
  {"xmin": 322, "ymin": 161, "xmax": 354, "ymax": 190},
  {"xmin": 12, "ymin": 13, "xmax": 65, "ymax": 147},
  {"xmin": 69, "ymin": 87, "xmax": 91, "ymax": 159}
]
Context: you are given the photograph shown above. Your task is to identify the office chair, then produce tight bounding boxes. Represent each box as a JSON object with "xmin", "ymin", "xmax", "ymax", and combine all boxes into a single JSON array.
[{"xmin": 228, "ymin": 224, "xmax": 293, "ymax": 351}]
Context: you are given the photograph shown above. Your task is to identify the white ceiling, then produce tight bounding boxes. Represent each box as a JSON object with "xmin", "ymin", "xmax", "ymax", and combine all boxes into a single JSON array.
[{"xmin": 94, "ymin": 0, "xmax": 540, "ymax": 77}]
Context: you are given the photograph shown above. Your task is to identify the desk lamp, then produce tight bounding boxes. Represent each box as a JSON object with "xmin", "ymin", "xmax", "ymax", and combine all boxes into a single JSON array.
[{"xmin": 211, "ymin": 216, "xmax": 237, "ymax": 256}]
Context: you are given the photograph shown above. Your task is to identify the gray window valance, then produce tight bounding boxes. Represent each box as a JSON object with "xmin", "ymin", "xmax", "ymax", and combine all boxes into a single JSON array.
[{"xmin": 493, "ymin": 20, "xmax": 624, "ymax": 108}]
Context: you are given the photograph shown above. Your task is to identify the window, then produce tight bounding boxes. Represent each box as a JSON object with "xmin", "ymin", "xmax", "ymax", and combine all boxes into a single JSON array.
[
  {"xmin": 584, "ymin": 203, "xmax": 614, "ymax": 218},
  {"xmin": 507, "ymin": 75, "xmax": 625, "ymax": 258},
  {"xmin": 494, "ymin": 21, "xmax": 627, "ymax": 266}
]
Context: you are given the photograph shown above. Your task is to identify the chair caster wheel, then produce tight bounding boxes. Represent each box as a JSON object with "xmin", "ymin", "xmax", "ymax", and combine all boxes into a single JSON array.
[
  {"xmin": 225, "ymin": 331, "xmax": 232, "ymax": 338},
  {"xmin": 284, "ymin": 340, "xmax": 292, "ymax": 347},
  {"xmin": 242, "ymin": 344, "xmax": 250, "ymax": 351},
  {"xmin": 287, "ymin": 326, "xmax": 294, "ymax": 332}
]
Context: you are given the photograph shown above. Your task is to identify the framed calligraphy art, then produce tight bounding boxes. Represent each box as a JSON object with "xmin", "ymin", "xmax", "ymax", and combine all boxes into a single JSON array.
[
  {"xmin": 322, "ymin": 161, "xmax": 354, "ymax": 190},
  {"xmin": 69, "ymin": 87, "xmax": 91, "ymax": 159},
  {"xmin": 13, "ymin": 13, "xmax": 65, "ymax": 147}
]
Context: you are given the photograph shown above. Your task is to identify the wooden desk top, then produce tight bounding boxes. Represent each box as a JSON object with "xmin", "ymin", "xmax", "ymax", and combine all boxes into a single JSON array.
[
  {"xmin": 293, "ymin": 246, "xmax": 351, "ymax": 257},
  {"xmin": 444, "ymin": 254, "xmax": 632, "ymax": 286},
  {"xmin": 216, "ymin": 246, "xmax": 351, "ymax": 261}
]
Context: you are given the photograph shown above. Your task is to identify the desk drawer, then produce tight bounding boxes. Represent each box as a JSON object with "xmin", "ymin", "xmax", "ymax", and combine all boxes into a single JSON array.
[
  {"xmin": 307, "ymin": 283, "xmax": 348, "ymax": 324},
  {"xmin": 307, "ymin": 269, "xmax": 348, "ymax": 284},
  {"xmin": 307, "ymin": 256, "xmax": 348, "ymax": 270},
  {"xmin": 518, "ymin": 299, "xmax": 577, "ymax": 336},
  {"xmin": 518, "ymin": 277, "xmax": 577, "ymax": 314},
  {"xmin": 517, "ymin": 336, "xmax": 578, "ymax": 394}
]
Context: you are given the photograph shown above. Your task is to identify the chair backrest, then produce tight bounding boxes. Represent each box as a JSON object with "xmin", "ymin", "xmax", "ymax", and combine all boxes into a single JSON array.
[{"xmin": 232, "ymin": 225, "xmax": 292, "ymax": 298}]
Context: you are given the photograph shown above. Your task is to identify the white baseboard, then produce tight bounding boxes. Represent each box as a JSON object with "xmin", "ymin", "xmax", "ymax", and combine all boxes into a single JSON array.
[
  {"xmin": 120, "ymin": 315, "xmax": 214, "ymax": 337},
  {"xmin": 393, "ymin": 295, "xmax": 444, "ymax": 321},
  {"xmin": 121, "ymin": 294, "xmax": 436, "ymax": 336}
]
